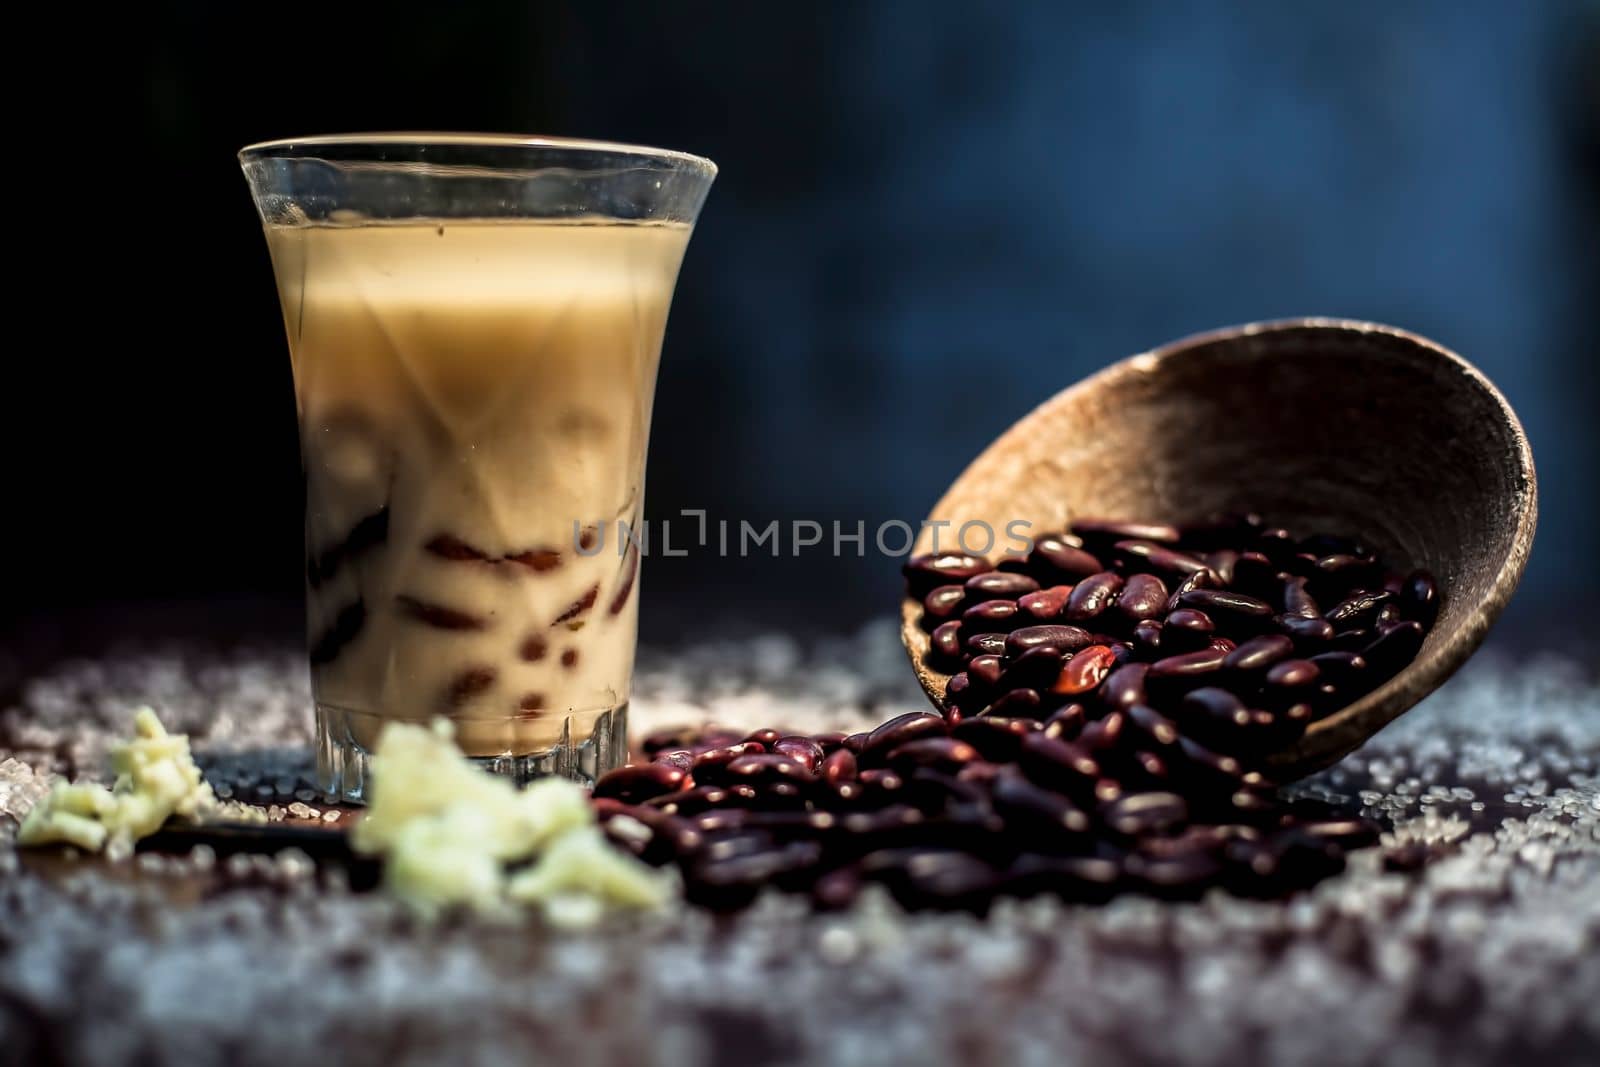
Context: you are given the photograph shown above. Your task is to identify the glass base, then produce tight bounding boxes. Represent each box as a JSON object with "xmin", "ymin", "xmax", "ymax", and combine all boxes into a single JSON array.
[{"xmin": 315, "ymin": 703, "xmax": 628, "ymax": 804}]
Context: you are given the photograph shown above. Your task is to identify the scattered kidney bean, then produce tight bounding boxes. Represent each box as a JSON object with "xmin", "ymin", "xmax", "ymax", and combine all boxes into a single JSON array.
[
  {"xmin": 592, "ymin": 514, "xmax": 1435, "ymax": 916},
  {"xmin": 1052, "ymin": 645, "xmax": 1118, "ymax": 695}
]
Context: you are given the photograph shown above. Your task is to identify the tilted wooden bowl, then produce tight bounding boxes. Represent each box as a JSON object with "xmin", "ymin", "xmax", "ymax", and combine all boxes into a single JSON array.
[{"xmin": 900, "ymin": 319, "xmax": 1537, "ymax": 780}]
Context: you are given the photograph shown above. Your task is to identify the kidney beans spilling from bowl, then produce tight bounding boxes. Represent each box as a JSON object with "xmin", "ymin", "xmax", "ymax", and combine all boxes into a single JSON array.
[{"xmin": 589, "ymin": 515, "xmax": 1435, "ymax": 915}]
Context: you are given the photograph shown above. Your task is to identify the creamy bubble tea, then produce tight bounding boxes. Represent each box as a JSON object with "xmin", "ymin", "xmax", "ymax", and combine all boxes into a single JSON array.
[{"xmin": 243, "ymin": 137, "xmax": 714, "ymax": 800}]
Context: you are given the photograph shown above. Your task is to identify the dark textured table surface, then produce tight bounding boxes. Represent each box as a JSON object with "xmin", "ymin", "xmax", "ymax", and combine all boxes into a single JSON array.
[{"xmin": 2, "ymin": 624, "xmax": 1597, "ymax": 1067}]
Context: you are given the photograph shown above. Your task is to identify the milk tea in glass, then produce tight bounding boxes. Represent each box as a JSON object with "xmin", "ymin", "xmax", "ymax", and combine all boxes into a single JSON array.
[{"xmin": 240, "ymin": 135, "xmax": 715, "ymax": 801}]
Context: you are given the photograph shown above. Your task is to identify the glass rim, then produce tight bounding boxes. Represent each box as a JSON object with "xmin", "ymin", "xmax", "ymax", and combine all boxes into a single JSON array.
[{"xmin": 238, "ymin": 132, "xmax": 717, "ymax": 177}]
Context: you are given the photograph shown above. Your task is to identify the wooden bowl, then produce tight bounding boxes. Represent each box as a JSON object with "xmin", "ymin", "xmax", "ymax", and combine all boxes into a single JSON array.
[{"xmin": 901, "ymin": 319, "xmax": 1537, "ymax": 779}]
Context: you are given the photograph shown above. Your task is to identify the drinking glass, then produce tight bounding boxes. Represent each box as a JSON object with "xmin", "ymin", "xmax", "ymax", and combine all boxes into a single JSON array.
[{"xmin": 240, "ymin": 134, "xmax": 715, "ymax": 801}]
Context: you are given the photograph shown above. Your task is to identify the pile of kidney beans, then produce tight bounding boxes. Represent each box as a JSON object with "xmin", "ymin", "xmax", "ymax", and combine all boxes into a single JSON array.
[{"xmin": 592, "ymin": 514, "xmax": 1440, "ymax": 914}]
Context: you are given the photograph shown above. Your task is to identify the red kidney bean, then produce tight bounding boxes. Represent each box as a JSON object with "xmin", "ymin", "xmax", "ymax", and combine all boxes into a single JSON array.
[
  {"xmin": 1327, "ymin": 628, "xmax": 1375, "ymax": 652},
  {"xmin": 1275, "ymin": 614, "xmax": 1336, "ymax": 650},
  {"xmin": 1184, "ymin": 689, "xmax": 1285, "ymax": 752},
  {"xmin": 1125, "ymin": 703, "xmax": 1183, "ymax": 754},
  {"xmin": 1018, "ymin": 732, "xmax": 1102, "ymax": 799},
  {"xmin": 1128, "ymin": 749, "xmax": 1172, "ymax": 786},
  {"xmin": 968, "ymin": 654, "xmax": 1005, "ymax": 689},
  {"xmin": 686, "ymin": 841, "xmax": 827, "ymax": 910},
  {"xmin": 1017, "ymin": 584, "xmax": 1074, "ymax": 621},
  {"xmin": 1114, "ymin": 573, "xmax": 1170, "ymax": 625},
  {"xmin": 608, "ymin": 805, "xmax": 701, "ymax": 865},
  {"xmin": 1181, "ymin": 686, "xmax": 1250, "ymax": 726},
  {"xmin": 1127, "ymin": 850, "xmax": 1224, "ymax": 900},
  {"xmin": 820, "ymin": 748, "xmax": 858, "ymax": 786},
  {"xmin": 1177, "ymin": 588, "xmax": 1275, "ymax": 629},
  {"xmin": 1100, "ymin": 662, "xmax": 1150, "ymax": 710},
  {"xmin": 1298, "ymin": 818, "xmax": 1381, "ymax": 849},
  {"xmin": 1116, "ymin": 541, "xmax": 1213, "ymax": 581},
  {"xmin": 726, "ymin": 754, "xmax": 815, "ymax": 790},
  {"xmin": 593, "ymin": 763, "xmax": 688, "ymax": 803},
  {"xmin": 1052, "ymin": 644, "xmax": 1118, "ymax": 695},
  {"xmin": 696, "ymin": 828, "xmax": 778, "ymax": 865},
  {"xmin": 1161, "ymin": 608, "xmax": 1215, "ymax": 652},
  {"xmin": 1076, "ymin": 710, "xmax": 1127, "ymax": 755},
  {"xmin": 1163, "ymin": 567, "xmax": 1219, "ymax": 613},
  {"xmin": 1174, "ymin": 737, "xmax": 1254, "ymax": 791},
  {"xmin": 885, "ymin": 737, "xmax": 980, "ymax": 775},
  {"xmin": 1043, "ymin": 703, "xmax": 1088, "ymax": 740},
  {"xmin": 1363, "ymin": 619, "xmax": 1426, "ymax": 679},
  {"xmin": 998, "ymin": 646, "xmax": 1066, "ymax": 691},
  {"xmin": 964, "ymin": 631, "xmax": 1010, "ymax": 658},
  {"xmin": 843, "ymin": 732, "xmax": 870, "ymax": 755},
  {"xmin": 1278, "ymin": 703, "xmax": 1314, "ymax": 736},
  {"xmin": 858, "ymin": 714, "xmax": 947, "ymax": 770},
  {"xmin": 1264, "ymin": 658, "xmax": 1321, "ymax": 698},
  {"xmin": 890, "ymin": 850, "xmax": 1005, "ymax": 912},
  {"xmin": 1399, "ymin": 569, "xmax": 1439, "ymax": 627},
  {"xmin": 986, "ymin": 687, "xmax": 1044, "ymax": 719},
  {"xmin": 1029, "ymin": 537, "xmax": 1105, "ymax": 582},
  {"xmin": 1146, "ymin": 647, "xmax": 1229, "ymax": 693},
  {"xmin": 1228, "ymin": 550, "xmax": 1279, "ymax": 598},
  {"xmin": 1132, "ymin": 618, "xmax": 1164, "ymax": 658},
  {"xmin": 1063, "ymin": 571, "xmax": 1124, "ymax": 622},
  {"xmin": 962, "ymin": 600, "xmax": 1023, "ymax": 632},
  {"xmin": 929, "ymin": 620, "xmax": 964, "ymax": 665},
  {"xmin": 921, "ymin": 584, "xmax": 967, "ymax": 623},
  {"xmin": 903, "ymin": 552, "xmax": 991, "ymax": 595},
  {"xmin": 1103, "ymin": 792, "xmax": 1188, "ymax": 837},
  {"xmin": 951, "ymin": 717, "xmax": 1039, "ymax": 762},
  {"xmin": 990, "ymin": 766, "xmax": 1091, "ymax": 836},
  {"xmin": 1005, "ymin": 853, "xmax": 1122, "ymax": 902},
  {"xmin": 1325, "ymin": 589, "xmax": 1393, "ymax": 628},
  {"xmin": 760, "ymin": 781, "xmax": 808, "ymax": 811},
  {"xmin": 641, "ymin": 727, "xmax": 698, "ymax": 757},
  {"xmin": 1280, "ymin": 575, "xmax": 1322, "ymax": 619},
  {"xmin": 1261, "ymin": 828, "xmax": 1346, "ymax": 888},
  {"xmin": 691, "ymin": 743, "xmax": 768, "ymax": 786},
  {"xmin": 1005, "ymin": 624, "xmax": 1094, "ymax": 657},
  {"xmin": 1310, "ymin": 553, "xmax": 1378, "ymax": 597},
  {"xmin": 1203, "ymin": 549, "xmax": 1239, "ymax": 585},
  {"xmin": 1072, "ymin": 519, "xmax": 1181, "ymax": 546},
  {"xmin": 813, "ymin": 778, "xmax": 867, "ymax": 811},
  {"xmin": 943, "ymin": 671, "xmax": 972, "ymax": 714},
  {"xmin": 965, "ymin": 571, "xmax": 1039, "ymax": 602},
  {"xmin": 812, "ymin": 731, "xmax": 849, "ymax": 753},
  {"xmin": 1209, "ymin": 637, "xmax": 1238, "ymax": 655},
  {"xmin": 654, "ymin": 749, "xmax": 697, "ymax": 775},
  {"xmin": 1224, "ymin": 636, "xmax": 1296, "ymax": 686},
  {"xmin": 647, "ymin": 786, "xmax": 731, "ymax": 816},
  {"xmin": 773, "ymin": 736, "xmax": 825, "ymax": 772},
  {"xmin": 1308, "ymin": 651, "xmax": 1367, "ymax": 687}
]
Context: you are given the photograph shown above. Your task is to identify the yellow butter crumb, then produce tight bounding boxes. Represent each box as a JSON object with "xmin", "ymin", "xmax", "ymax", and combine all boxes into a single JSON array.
[
  {"xmin": 353, "ymin": 720, "xmax": 672, "ymax": 924},
  {"xmin": 507, "ymin": 826, "xmax": 674, "ymax": 914},
  {"xmin": 18, "ymin": 707, "xmax": 214, "ymax": 856}
]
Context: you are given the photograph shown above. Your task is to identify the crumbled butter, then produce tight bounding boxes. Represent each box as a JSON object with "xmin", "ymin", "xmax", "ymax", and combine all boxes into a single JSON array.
[
  {"xmin": 352, "ymin": 720, "xmax": 672, "ymax": 925},
  {"xmin": 18, "ymin": 707, "xmax": 214, "ymax": 857},
  {"xmin": 508, "ymin": 826, "xmax": 674, "ymax": 918}
]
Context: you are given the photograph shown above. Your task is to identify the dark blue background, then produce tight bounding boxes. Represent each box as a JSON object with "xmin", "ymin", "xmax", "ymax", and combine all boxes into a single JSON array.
[{"xmin": 8, "ymin": 2, "xmax": 1596, "ymax": 658}]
